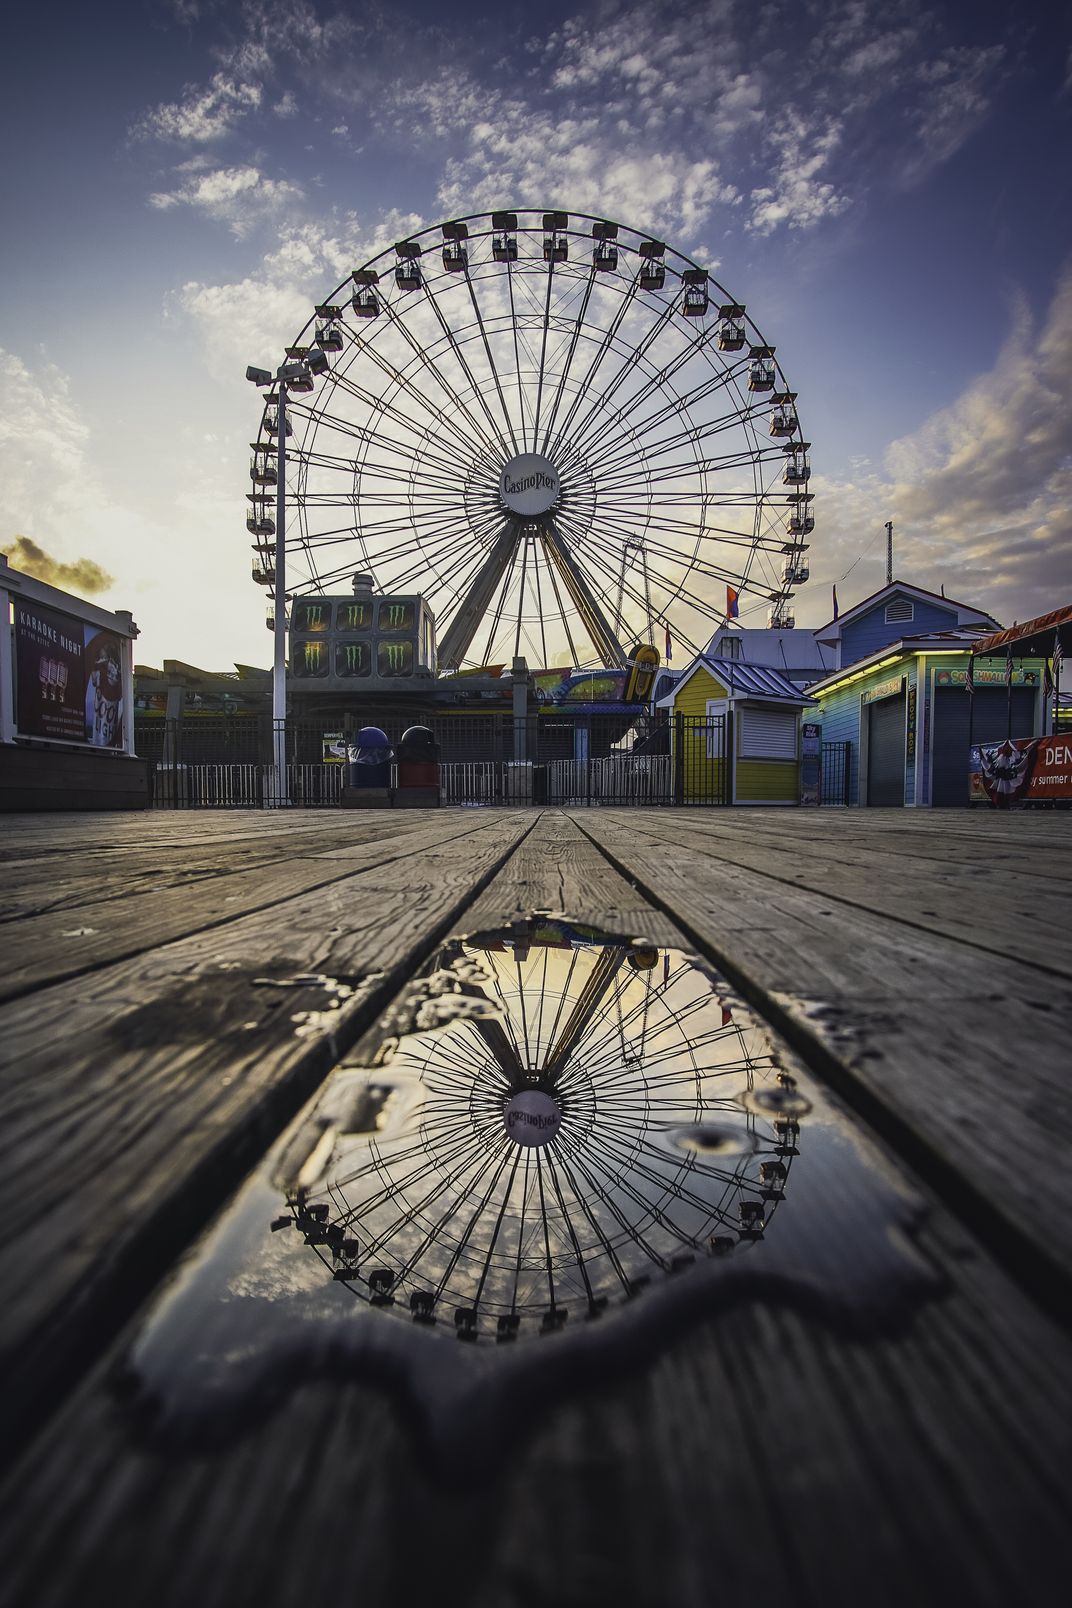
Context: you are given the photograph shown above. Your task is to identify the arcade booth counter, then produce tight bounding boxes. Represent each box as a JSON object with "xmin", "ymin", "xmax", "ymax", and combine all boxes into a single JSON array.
[
  {"xmin": 1, "ymin": 555, "xmax": 147, "ymax": 811},
  {"xmin": 968, "ymin": 605, "xmax": 1071, "ymax": 807}
]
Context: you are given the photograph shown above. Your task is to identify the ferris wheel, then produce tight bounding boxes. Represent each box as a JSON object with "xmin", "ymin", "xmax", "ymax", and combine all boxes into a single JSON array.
[
  {"xmin": 247, "ymin": 209, "xmax": 813, "ymax": 671},
  {"xmin": 285, "ymin": 931, "xmax": 805, "ymax": 1340}
]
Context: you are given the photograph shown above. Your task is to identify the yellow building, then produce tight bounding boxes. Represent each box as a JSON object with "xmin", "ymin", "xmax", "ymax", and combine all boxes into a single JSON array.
[{"xmin": 656, "ymin": 656, "xmax": 814, "ymax": 805}]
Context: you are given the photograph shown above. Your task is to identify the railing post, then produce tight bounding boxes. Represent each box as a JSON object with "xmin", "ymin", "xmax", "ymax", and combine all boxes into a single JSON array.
[{"xmin": 673, "ymin": 712, "xmax": 684, "ymax": 805}]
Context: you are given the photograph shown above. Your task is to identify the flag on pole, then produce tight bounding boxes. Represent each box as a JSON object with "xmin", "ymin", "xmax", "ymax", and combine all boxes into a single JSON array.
[
  {"xmin": 664, "ymin": 623, "xmax": 673, "ymax": 663},
  {"xmin": 965, "ymin": 655, "xmax": 975, "ymax": 696},
  {"xmin": 831, "ymin": 584, "xmax": 839, "ymax": 621},
  {"xmin": 726, "ymin": 586, "xmax": 740, "ymax": 619},
  {"xmin": 1005, "ymin": 639, "xmax": 1014, "ymax": 687}
]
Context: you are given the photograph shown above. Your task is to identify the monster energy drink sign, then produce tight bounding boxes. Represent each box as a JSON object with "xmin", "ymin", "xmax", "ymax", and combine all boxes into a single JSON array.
[{"xmin": 289, "ymin": 589, "xmax": 425, "ymax": 685}]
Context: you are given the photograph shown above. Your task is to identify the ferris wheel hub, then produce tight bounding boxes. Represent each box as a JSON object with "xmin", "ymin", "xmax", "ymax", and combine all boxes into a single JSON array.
[
  {"xmin": 499, "ymin": 453, "xmax": 561, "ymax": 516},
  {"xmin": 503, "ymin": 1089, "xmax": 562, "ymax": 1147}
]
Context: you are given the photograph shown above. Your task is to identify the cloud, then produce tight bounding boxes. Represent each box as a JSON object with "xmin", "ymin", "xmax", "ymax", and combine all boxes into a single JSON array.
[
  {"xmin": 273, "ymin": 90, "xmax": 299, "ymax": 118},
  {"xmin": 802, "ymin": 268, "xmax": 1072, "ymax": 627},
  {"xmin": 2, "ymin": 536, "xmax": 114, "ymax": 596},
  {"xmin": 748, "ymin": 114, "xmax": 849, "ymax": 234},
  {"xmin": 149, "ymin": 165, "xmax": 304, "ymax": 236},
  {"xmin": 173, "ymin": 208, "xmax": 426, "ymax": 373},
  {"xmin": 132, "ymin": 71, "xmax": 262, "ymax": 142},
  {"xmin": 900, "ymin": 44, "xmax": 1007, "ymax": 185}
]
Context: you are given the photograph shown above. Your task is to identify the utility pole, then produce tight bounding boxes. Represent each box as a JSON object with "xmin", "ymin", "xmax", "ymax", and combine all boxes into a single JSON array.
[
  {"xmin": 885, "ymin": 520, "xmax": 894, "ymax": 586},
  {"xmin": 246, "ymin": 349, "xmax": 328, "ymax": 806}
]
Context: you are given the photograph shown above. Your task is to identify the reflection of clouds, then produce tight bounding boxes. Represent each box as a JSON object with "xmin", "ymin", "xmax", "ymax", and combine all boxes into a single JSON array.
[{"xmin": 288, "ymin": 942, "xmax": 790, "ymax": 1333}]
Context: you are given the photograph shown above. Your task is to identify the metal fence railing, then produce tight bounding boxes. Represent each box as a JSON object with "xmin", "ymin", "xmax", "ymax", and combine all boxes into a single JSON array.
[
  {"xmin": 820, "ymin": 741, "xmax": 851, "ymax": 806},
  {"xmin": 142, "ymin": 711, "xmax": 736, "ymax": 809}
]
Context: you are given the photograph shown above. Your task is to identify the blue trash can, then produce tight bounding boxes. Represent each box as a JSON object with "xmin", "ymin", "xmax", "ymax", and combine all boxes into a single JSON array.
[{"xmin": 347, "ymin": 726, "xmax": 393, "ymax": 789}]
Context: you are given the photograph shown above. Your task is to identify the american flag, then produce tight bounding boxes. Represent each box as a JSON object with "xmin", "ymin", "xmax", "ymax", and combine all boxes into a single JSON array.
[
  {"xmin": 1005, "ymin": 640, "xmax": 1014, "ymax": 687},
  {"xmin": 965, "ymin": 655, "xmax": 975, "ymax": 695}
]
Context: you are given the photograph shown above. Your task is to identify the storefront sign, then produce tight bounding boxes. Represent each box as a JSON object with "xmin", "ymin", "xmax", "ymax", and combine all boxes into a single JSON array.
[
  {"xmin": 861, "ymin": 675, "xmax": 904, "ymax": 705},
  {"xmin": 13, "ymin": 601, "xmax": 124, "ymax": 748},
  {"xmin": 936, "ymin": 667, "xmax": 1039, "ymax": 688},
  {"xmin": 970, "ymin": 736, "xmax": 1072, "ymax": 805},
  {"xmin": 905, "ymin": 686, "xmax": 917, "ymax": 761},
  {"xmin": 800, "ymin": 721, "xmax": 821, "ymax": 805}
]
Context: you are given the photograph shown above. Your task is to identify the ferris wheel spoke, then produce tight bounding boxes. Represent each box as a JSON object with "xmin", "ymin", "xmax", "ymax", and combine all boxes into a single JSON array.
[
  {"xmin": 529, "ymin": 258, "xmax": 559, "ymax": 454},
  {"xmin": 461, "ymin": 271, "xmax": 521, "ymax": 455},
  {"xmin": 504, "ymin": 255, "xmax": 536, "ymax": 447},
  {"xmin": 553, "ymin": 289, "xmax": 682, "ymax": 467},
  {"xmin": 337, "ymin": 321, "xmax": 498, "ymax": 468},
  {"xmin": 416, "ymin": 280, "xmax": 513, "ymax": 460},
  {"xmin": 587, "ymin": 376, "xmax": 767, "ymax": 468},
  {"xmin": 569, "ymin": 338, "xmax": 754, "ymax": 464},
  {"xmin": 546, "ymin": 1148, "xmax": 636, "ymax": 1296},
  {"xmin": 543, "ymin": 274, "xmax": 646, "ymax": 463},
  {"xmin": 565, "ymin": 317, "xmax": 720, "ymax": 465},
  {"xmin": 537, "ymin": 268, "xmax": 596, "ymax": 454},
  {"xmin": 295, "ymin": 387, "xmax": 471, "ymax": 484}
]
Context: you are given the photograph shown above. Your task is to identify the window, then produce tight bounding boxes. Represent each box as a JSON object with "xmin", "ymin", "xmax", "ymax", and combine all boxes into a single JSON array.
[
  {"xmin": 739, "ymin": 706, "xmax": 798, "ymax": 758},
  {"xmin": 885, "ymin": 599, "xmax": 914, "ymax": 624},
  {"xmin": 718, "ymin": 637, "xmax": 743, "ymax": 659}
]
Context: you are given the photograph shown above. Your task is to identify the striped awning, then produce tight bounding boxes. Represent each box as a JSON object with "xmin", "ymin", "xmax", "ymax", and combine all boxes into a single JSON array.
[{"xmin": 971, "ymin": 605, "xmax": 1072, "ymax": 658}]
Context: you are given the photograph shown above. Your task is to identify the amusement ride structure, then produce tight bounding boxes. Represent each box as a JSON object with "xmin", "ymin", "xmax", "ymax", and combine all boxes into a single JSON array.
[{"xmin": 246, "ymin": 209, "xmax": 813, "ymax": 690}]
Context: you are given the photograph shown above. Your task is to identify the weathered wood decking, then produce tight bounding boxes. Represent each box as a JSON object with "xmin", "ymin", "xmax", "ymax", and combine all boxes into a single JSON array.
[{"xmin": 0, "ymin": 807, "xmax": 1068, "ymax": 1607}]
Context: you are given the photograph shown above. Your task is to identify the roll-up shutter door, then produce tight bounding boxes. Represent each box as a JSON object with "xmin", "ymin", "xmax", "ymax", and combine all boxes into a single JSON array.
[
  {"xmin": 867, "ymin": 693, "xmax": 906, "ymax": 805},
  {"xmin": 931, "ymin": 686, "xmax": 1038, "ymax": 806},
  {"xmin": 738, "ymin": 707, "xmax": 798, "ymax": 758}
]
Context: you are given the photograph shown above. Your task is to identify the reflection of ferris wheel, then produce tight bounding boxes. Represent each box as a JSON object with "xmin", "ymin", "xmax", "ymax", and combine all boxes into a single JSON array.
[
  {"xmin": 248, "ymin": 209, "xmax": 814, "ymax": 670},
  {"xmin": 287, "ymin": 932, "xmax": 804, "ymax": 1341}
]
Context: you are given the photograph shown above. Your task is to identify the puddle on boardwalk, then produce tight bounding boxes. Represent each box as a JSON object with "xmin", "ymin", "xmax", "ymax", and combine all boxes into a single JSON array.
[{"xmin": 119, "ymin": 917, "xmax": 941, "ymax": 1451}]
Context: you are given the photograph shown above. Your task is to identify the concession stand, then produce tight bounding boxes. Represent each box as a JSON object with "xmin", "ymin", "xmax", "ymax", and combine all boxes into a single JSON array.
[{"xmin": 967, "ymin": 605, "xmax": 1072, "ymax": 807}]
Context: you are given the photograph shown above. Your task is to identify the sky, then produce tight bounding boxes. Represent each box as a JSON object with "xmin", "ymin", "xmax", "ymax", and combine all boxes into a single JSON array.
[{"xmin": 1, "ymin": 0, "xmax": 1069, "ymax": 670}]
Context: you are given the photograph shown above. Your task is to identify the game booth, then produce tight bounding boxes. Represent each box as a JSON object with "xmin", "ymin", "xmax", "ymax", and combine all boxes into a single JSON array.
[{"xmin": 967, "ymin": 605, "xmax": 1071, "ymax": 807}]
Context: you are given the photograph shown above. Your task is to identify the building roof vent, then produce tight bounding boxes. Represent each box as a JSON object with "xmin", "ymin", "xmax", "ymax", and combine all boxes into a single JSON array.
[
  {"xmin": 885, "ymin": 598, "xmax": 914, "ymax": 623},
  {"xmin": 353, "ymin": 572, "xmax": 376, "ymax": 595}
]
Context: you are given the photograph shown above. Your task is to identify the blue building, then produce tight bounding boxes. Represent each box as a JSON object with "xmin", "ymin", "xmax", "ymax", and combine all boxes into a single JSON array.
[{"xmin": 805, "ymin": 582, "xmax": 1045, "ymax": 806}]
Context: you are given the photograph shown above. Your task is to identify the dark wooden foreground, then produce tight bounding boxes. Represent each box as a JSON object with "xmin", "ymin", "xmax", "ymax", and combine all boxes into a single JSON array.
[{"xmin": 0, "ymin": 807, "xmax": 1068, "ymax": 1607}]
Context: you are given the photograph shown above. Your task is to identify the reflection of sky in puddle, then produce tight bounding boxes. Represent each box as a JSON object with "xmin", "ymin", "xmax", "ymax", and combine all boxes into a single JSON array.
[
  {"xmin": 121, "ymin": 922, "xmax": 940, "ymax": 1448},
  {"xmin": 290, "ymin": 936, "xmax": 800, "ymax": 1336}
]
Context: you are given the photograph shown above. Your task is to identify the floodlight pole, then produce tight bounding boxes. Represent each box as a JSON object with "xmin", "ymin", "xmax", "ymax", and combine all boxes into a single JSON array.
[{"xmin": 272, "ymin": 381, "xmax": 288, "ymax": 805}]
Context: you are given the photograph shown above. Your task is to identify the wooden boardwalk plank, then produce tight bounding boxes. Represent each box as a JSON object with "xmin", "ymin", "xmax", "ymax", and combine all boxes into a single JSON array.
[
  {"xmin": 572, "ymin": 810, "xmax": 1072, "ymax": 1292},
  {"xmin": 0, "ymin": 956, "xmax": 1066, "ymax": 1608},
  {"xmin": 456, "ymin": 808, "xmax": 680, "ymax": 940},
  {"xmin": 0, "ymin": 812, "xmax": 513, "ymax": 1001},
  {"xmin": 618, "ymin": 809, "xmax": 1072, "ymax": 976},
  {"xmin": 0, "ymin": 811, "xmax": 532, "ymax": 1452}
]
